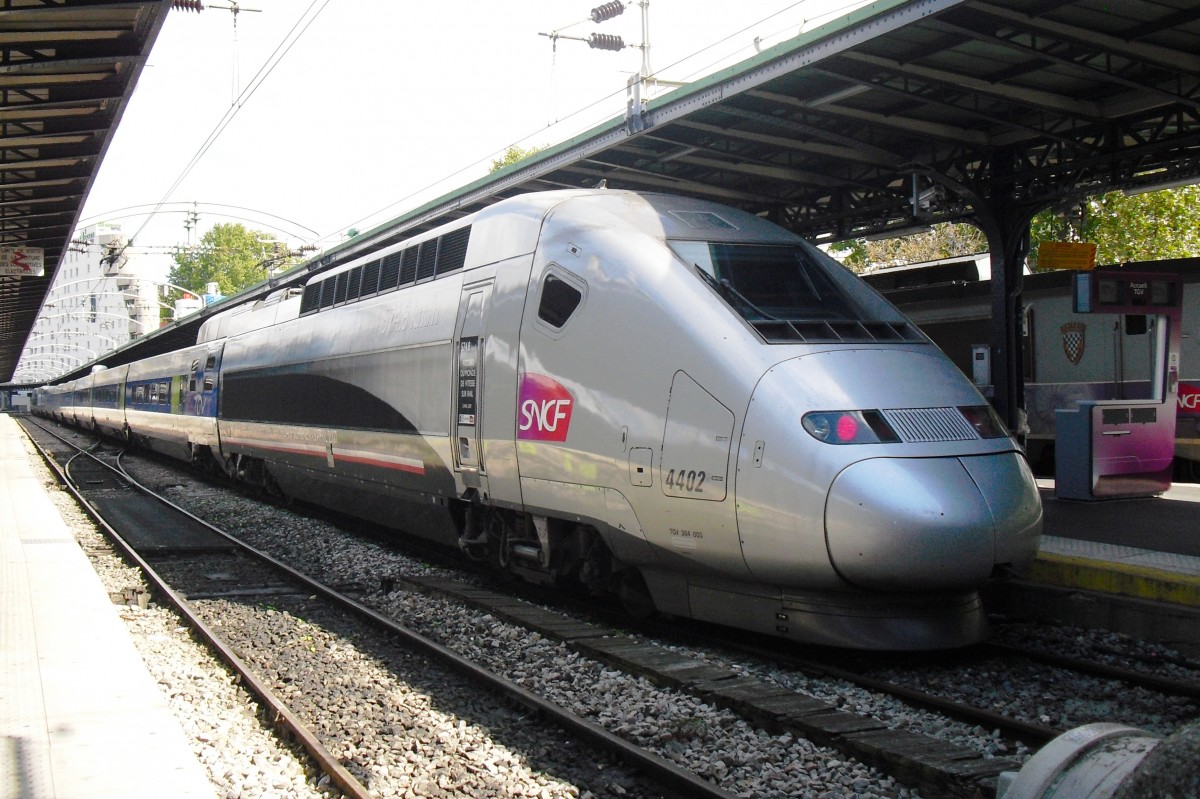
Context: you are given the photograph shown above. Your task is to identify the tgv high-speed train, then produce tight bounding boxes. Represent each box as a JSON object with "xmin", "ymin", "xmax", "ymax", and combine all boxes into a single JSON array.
[{"xmin": 35, "ymin": 190, "xmax": 1043, "ymax": 649}]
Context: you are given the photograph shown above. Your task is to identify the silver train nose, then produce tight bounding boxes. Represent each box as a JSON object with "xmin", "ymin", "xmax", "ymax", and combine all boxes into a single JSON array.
[{"xmin": 825, "ymin": 453, "xmax": 1042, "ymax": 591}]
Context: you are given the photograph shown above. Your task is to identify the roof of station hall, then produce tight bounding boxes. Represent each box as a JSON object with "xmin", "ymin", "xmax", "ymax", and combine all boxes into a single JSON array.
[{"xmin": 0, "ymin": 1, "xmax": 171, "ymax": 384}]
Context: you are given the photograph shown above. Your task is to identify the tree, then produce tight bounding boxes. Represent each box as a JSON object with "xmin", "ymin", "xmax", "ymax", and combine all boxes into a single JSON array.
[
  {"xmin": 490, "ymin": 145, "xmax": 545, "ymax": 173},
  {"xmin": 829, "ymin": 185, "xmax": 1200, "ymax": 271},
  {"xmin": 169, "ymin": 222, "xmax": 292, "ymax": 297},
  {"xmin": 1030, "ymin": 185, "xmax": 1200, "ymax": 268},
  {"xmin": 830, "ymin": 223, "xmax": 987, "ymax": 272}
]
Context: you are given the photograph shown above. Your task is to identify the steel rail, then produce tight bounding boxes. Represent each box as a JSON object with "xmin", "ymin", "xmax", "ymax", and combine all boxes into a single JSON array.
[
  {"xmin": 642, "ymin": 620, "xmax": 1064, "ymax": 750},
  {"xmin": 25, "ymin": 418, "xmax": 739, "ymax": 799},
  {"xmin": 980, "ymin": 640, "xmax": 1200, "ymax": 702},
  {"xmin": 106, "ymin": 450, "xmax": 741, "ymax": 799},
  {"xmin": 20, "ymin": 419, "xmax": 377, "ymax": 799}
]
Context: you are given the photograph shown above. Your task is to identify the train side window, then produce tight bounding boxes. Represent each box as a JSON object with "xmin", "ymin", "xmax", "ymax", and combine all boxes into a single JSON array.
[
  {"xmin": 361, "ymin": 259, "xmax": 382, "ymax": 296},
  {"xmin": 435, "ymin": 226, "xmax": 470, "ymax": 275},
  {"xmin": 333, "ymin": 272, "xmax": 349, "ymax": 305},
  {"xmin": 535, "ymin": 269, "xmax": 586, "ymax": 336},
  {"xmin": 205, "ymin": 354, "xmax": 216, "ymax": 370},
  {"xmin": 379, "ymin": 252, "xmax": 401, "ymax": 292},
  {"xmin": 399, "ymin": 248, "xmax": 419, "ymax": 286},
  {"xmin": 319, "ymin": 278, "xmax": 336, "ymax": 309},
  {"xmin": 299, "ymin": 283, "xmax": 321, "ymax": 315},
  {"xmin": 416, "ymin": 241, "xmax": 437, "ymax": 282},
  {"xmin": 346, "ymin": 266, "xmax": 364, "ymax": 302},
  {"xmin": 189, "ymin": 359, "xmax": 200, "ymax": 392}
]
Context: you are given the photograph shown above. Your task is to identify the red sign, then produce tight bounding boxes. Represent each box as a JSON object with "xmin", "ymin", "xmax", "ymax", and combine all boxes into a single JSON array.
[
  {"xmin": 0, "ymin": 246, "xmax": 44, "ymax": 277},
  {"xmin": 1179, "ymin": 382, "xmax": 1200, "ymax": 417},
  {"xmin": 517, "ymin": 373, "xmax": 574, "ymax": 442}
]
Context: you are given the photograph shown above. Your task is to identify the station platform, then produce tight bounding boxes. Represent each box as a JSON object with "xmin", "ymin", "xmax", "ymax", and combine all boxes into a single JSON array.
[
  {"xmin": 1033, "ymin": 479, "xmax": 1200, "ymax": 608},
  {"xmin": 0, "ymin": 413, "xmax": 215, "ymax": 799}
]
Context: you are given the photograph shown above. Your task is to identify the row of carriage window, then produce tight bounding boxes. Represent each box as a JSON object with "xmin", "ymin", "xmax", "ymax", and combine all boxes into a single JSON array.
[
  {"xmin": 299, "ymin": 226, "xmax": 472, "ymax": 316},
  {"xmin": 76, "ymin": 382, "xmax": 172, "ymax": 406},
  {"xmin": 71, "ymin": 353, "xmax": 218, "ymax": 408}
]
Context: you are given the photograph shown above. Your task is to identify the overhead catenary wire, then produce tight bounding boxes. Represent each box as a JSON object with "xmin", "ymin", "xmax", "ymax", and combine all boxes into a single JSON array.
[
  {"xmin": 329, "ymin": 0, "xmax": 839, "ymax": 241},
  {"xmin": 81, "ymin": 201, "xmax": 320, "ymax": 243},
  {"xmin": 128, "ymin": 0, "xmax": 335, "ymax": 248}
]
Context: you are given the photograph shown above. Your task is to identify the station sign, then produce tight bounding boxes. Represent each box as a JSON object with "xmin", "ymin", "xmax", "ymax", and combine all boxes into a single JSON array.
[
  {"xmin": 1072, "ymin": 270, "xmax": 1182, "ymax": 314},
  {"xmin": 1037, "ymin": 241, "xmax": 1096, "ymax": 272},
  {"xmin": 0, "ymin": 247, "xmax": 45, "ymax": 277}
]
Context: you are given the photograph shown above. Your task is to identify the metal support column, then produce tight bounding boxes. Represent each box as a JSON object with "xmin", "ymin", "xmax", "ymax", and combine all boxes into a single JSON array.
[{"xmin": 976, "ymin": 202, "xmax": 1035, "ymax": 434}]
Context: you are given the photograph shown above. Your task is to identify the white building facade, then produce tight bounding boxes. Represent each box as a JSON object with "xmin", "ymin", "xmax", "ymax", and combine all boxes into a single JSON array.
[{"xmin": 15, "ymin": 223, "xmax": 161, "ymax": 383}]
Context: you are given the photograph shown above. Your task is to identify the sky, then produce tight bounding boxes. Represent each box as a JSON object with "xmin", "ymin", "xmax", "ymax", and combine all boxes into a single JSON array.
[{"xmin": 79, "ymin": 0, "xmax": 872, "ymax": 279}]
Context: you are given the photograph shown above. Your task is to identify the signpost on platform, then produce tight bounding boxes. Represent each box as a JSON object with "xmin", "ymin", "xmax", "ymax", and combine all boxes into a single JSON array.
[{"xmin": 1055, "ymin": 271, "xmax": 1183, "ymax": 500}]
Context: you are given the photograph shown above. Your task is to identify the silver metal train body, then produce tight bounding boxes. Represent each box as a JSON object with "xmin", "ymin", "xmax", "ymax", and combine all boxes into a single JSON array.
[{"xmin": 35, "ymin": 190, "xmax": 1043, "ymax": 649}]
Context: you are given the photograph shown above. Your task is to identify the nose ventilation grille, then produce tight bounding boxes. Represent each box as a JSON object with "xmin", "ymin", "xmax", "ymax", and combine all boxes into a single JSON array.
[{"xmin": 882, "ymin": 407, "xmax": 978, "ymax": 442}]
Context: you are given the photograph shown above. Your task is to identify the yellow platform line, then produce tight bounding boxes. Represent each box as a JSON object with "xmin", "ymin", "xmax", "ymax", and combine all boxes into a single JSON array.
[{"xmin": 1030, "ymin": 552, "xmax": 1200, "ymax": 607}]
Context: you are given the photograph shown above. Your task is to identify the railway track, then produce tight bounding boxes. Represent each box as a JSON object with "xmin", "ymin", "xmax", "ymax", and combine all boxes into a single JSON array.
[
  {"xmin": 21, "ymin": 419, "xmax": 1007, "ymax": 798},
  {"xmin": 21, "ymin": 416, "xmax": 1200, "ymax": 798},
  {"xmin": 19, "ymin": 417, "xmax": 801, "ymax": 799},
  {"xmin": 655, "ymin": 623, "xmax": 1200, "ymax": 752}
]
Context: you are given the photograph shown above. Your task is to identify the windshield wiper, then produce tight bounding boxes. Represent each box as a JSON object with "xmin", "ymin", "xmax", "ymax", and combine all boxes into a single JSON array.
[
  {"xmin": 694, "ymin": 264, "xmax": 779, "ymax": 321},
  {"xmin": 719, "ymin": 278, "xmax": 780, "ymax": 321}
]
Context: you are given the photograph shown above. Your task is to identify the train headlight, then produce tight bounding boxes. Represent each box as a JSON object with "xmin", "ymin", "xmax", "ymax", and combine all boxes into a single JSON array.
[
  {"xmin": 957, "ymin": 405, "xmax": 1009, "ymax": 439},
  {"xmin": 802, "ymin": 410, "xmax": 899, "ymax": 445}
]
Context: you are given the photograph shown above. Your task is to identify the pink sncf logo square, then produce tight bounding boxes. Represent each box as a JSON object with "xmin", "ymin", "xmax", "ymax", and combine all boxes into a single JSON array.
[
  {"xmin": 518, "ymin": 373, "xmax": 574, "ymax": 442},
  {"xmin": 1180, "ymin": 382, "xmax": 1200, "ymax": 418}
]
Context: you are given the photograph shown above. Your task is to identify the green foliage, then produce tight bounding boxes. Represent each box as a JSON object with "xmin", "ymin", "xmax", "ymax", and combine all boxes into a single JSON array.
[
  {"xmin": 169, "ymin": 223, "xmax": 289, "ymax": 296},
  {"xmin": 1030, "ymin": 186, "xmax": 1200, "ymax": 267},
  {"xmin": 831, "ymin": 223, "xmax": 987, "ymax": 272},
  {"xmin": 831, "ymin": 186, "xmax": 1200, "ymax": 271},
  {"xmin": 490, "ymin": 144, "xmax": 545, "ymax": 173}
]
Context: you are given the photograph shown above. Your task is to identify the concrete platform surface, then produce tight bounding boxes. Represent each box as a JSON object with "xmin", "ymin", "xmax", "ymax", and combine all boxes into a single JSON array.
[
  {"xmin": 1, "ymin": 413, "xmax": 215, "ymax": 799},
  {"xmin": 1034, "ymin": 480, "xmax": 1200, "ymax": 607}
]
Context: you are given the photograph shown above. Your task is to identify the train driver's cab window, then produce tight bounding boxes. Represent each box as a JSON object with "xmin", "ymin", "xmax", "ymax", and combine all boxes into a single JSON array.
[
  {"xmin": 536, "ymin": 272, "xmax": 584, "ymax": 330},
  {"xmin": 672, "ymin": 240, "xmax": 917, "ymax": 333},
  {"xmin": 672, "ymin": 241, "xmax": 870, "ymax": 323}
]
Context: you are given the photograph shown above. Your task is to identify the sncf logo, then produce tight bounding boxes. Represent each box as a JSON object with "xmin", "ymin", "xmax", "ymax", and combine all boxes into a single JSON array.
[
  {"xmin": 518, "ymin": 373, "xmax": 574, "ymax": 442},
  {"xmin": 1180, "ymin": 382, "xmax": 1200, "ymax": 416}
]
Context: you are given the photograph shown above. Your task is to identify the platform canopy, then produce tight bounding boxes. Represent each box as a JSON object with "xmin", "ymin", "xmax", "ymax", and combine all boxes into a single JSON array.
[
  {"xmin": 340, "ymin": 0, "xmax": 1200, "ymax": 244},
  {"xmin": 24, "ymin": 0, "xmax": 1200, "ymax": 421},
  {"xmin": 0, "ymin": 0, "xmax": 171, "ymax": 385},
  {"xmin": 314, "ymin": 0, "xmax": 1200, "ymax": 425}
]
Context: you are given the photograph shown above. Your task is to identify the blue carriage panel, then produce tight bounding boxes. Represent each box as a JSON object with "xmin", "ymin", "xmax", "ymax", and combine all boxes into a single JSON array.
[{"xmin": 183, "ymin": 349, "xmax": 222, "ymax": 418}]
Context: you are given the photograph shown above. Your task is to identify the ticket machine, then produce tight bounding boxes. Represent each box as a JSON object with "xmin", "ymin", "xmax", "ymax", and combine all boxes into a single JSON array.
[{"xmin": 1055, "ymin": 271, "xmax": 1182, "ymax": 500}]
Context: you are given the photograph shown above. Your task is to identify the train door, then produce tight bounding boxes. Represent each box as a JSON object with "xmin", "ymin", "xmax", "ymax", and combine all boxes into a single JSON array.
[
  {"xmin": 187, "ymin": 350, "xmax": 220, "ymax": 417},
  {"xmin": 453, "ymin": 281, "xmax": 493, "ymax": 490}
]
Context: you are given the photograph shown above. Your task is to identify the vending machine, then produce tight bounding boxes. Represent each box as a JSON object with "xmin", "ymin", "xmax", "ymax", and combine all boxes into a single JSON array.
[{"xmin": 1055, "ymin": 271, "xmax": 1182, "ymax": 500}]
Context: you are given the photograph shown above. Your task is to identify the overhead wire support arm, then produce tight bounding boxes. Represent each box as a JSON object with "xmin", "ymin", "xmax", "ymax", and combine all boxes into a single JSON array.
[
  {"xmin": 539, "ymin": 30, "xmax": 626, "ymax": 51},
  {"xmin": 207, "ymin": 1, "xmax": 263, "ymax": 102}
]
